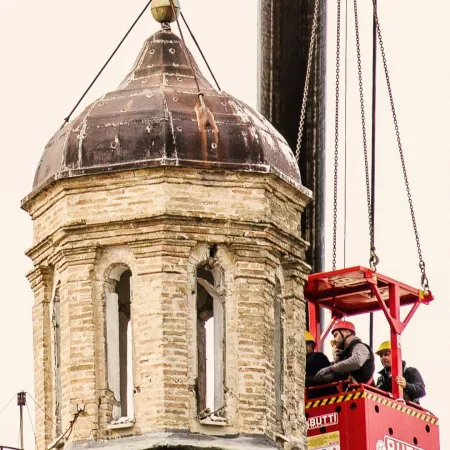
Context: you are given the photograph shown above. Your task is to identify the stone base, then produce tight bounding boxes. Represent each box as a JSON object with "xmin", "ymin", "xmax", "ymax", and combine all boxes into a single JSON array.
[{"xmin": 66, "ymin": 431, "xmax": 279, "ymax": 449}]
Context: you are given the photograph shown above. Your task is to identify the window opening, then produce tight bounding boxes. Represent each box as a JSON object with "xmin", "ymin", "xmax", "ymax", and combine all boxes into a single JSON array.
[
  {"xmin": 106, "ymin": 269, "xmax": 133, "ymax": 421},
  {"xmin": 196, "ymin": 265, "xmax": 225, "ymax": 421},
  {"xmin": 52, "ymin": 282, "xmax": 62, "ymax": 435}
]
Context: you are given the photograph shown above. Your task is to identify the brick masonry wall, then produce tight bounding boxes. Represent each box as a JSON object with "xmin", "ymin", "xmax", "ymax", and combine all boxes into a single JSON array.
[{"xmin": 23, "ymin": 168, "xmax": 311, "ymax": 449}]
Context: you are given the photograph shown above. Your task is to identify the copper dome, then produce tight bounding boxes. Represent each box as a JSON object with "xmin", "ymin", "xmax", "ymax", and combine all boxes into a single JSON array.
[{"xmin": 31, "ymin": 27, "xmax": 303, "ymax": 195}]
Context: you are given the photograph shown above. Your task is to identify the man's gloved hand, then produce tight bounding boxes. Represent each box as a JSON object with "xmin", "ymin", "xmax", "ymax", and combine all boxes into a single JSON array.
[{"xmin": 315, "ymin": 366, "xmax": 334, "ymax": 382}]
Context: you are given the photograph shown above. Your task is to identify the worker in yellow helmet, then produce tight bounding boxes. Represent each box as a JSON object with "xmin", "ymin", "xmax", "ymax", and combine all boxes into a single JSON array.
[
  {"xmin": 305, "ymin": 331, "xmax": 331, "ymax": 391},
  {"xmin": 375, "ymin": 340, "xmax": 426, "ymax": 404}
]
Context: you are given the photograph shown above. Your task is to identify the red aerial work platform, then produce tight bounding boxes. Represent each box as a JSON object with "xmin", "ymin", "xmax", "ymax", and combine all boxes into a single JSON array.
[{"xmin": 304, "ymin": 266, "xmax": 439, "ymax": 450}]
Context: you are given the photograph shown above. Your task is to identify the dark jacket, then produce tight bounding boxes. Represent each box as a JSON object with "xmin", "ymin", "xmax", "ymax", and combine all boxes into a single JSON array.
[
  {"xmin": 376, "ymin": 361, "xmax": 426, "ymax": 404},
  {"xmin": 306, "ymin": 351, "xmax": 331, "ymax": 385},
  {"xmin": 305, "ymin": 352, "xmax": 336, "ymax": 398},
  {"xmin": 335, "ymin": 337, "xmax": 375, "ymax": 384}
]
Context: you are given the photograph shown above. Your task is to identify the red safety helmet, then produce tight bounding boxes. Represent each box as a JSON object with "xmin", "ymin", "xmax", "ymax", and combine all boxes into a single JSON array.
[{"xmin": 332, "ymin": 320, "xmax": 356, "ymax": 334}]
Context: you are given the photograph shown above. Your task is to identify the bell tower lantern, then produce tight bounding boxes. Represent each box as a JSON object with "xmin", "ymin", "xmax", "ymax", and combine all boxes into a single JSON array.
[{"xmin": 22, "ymin": 4, "xmax": 312, "ymax": 449}]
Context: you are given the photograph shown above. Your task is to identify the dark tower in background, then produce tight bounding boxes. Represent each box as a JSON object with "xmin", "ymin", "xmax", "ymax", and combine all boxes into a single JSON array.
[{"xmin": 258, "ymin": 0, "xmax": 327, "ymax": 275}]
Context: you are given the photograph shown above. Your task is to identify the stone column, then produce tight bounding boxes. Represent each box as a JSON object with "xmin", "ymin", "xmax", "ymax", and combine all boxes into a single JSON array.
[
  {"xmin": 92, "ymin": 272, "xmax": 113, "ymax": 435},
  {"xmin": 282, "ymin": 258, "xmax": 309, "ymax": 448},
  {"xmin": 28, "ymin": 266, "xmax": 53, "ymax": 450},
  {"xmin": 127, "ymin": 244, "xmax": 165, "ymax": 430},
  {"xmin": 159, "ymin": 240, "xmax": 191, "ymax": 429},
  {"xmin": 231, "ymin": 243, "xmax": 279, "ymax": 439},
  {"xmin": 58, "ymin": 247, "xmax": 99, "ymax": 441},
  {"xmin": 130, "ymin": 239, "xmax": 192, "ymax": 431}
]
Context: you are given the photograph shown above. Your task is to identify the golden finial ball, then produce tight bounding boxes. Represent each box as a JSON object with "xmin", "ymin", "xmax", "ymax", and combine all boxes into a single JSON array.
[{"xmin": 151, "ymin": 0, "xmax": 181, "ymax": 23}]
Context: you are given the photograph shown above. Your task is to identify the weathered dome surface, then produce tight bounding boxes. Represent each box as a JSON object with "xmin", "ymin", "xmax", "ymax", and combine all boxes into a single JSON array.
[{"xmin": 31, "ymin": 27, "xmax": 303, "ymax": 195}]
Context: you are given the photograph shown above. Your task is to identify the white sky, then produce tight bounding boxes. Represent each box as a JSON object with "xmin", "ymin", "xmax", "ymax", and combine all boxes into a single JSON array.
[{"xmin": 0, "ymin": 0, "xmax": 448, "ymax": 448}]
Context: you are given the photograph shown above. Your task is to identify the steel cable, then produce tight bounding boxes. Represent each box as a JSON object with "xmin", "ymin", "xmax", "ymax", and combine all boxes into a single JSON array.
[
  {"xmin": 332, "ymin": 0, "xmax": 342, "ymax": 271},
  {"xmin": 62, "ymin": 0, "xmax": 153, "ymax": 126},
  {"xmin": 180, "ymin": 12, "xmax": 221, "ymax": 91},
  {"xmin": 371, "ymin": 0, "xmax": 429, "ymax": 290}
]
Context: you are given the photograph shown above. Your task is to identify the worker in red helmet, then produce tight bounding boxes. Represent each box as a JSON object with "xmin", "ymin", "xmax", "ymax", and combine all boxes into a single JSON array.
[{"xmin": 315, "ymin": 320, "xmax": 375, "ymax": 385}]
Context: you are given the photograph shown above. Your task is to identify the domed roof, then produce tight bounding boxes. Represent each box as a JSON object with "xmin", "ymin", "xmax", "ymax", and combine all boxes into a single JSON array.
[{"xmin": 31, "ymin": 26, "xmax": 303, "ymax": 196}]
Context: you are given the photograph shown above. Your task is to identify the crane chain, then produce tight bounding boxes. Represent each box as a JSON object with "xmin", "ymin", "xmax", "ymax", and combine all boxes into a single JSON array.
[
  {"xmin": 371, "ymin": 1, "xmax": 429, "ymax": 290},
  {"xmin": 332, "ymin": 0, "xmax": 342, "ymax": 271},
  {"xmin": 353, "ymin": 0, "xmax": 378, "ymax": 271},
  {"xmin": 295, "ymin": 0, "xmax": 320, "ymax": 162}
]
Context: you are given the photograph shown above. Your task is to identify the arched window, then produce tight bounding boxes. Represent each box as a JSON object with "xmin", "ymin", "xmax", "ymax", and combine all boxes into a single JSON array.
[
  {"xmin": 106, "ymin": 269, "xmax": 134, "ymax": 421},
  {"xmin": 51, "ymin": 282, "xmax": 62, "ymax": 435},
  {"xmin": 196, "ymin": 262, "xmax": 225, "ymax": 420}
]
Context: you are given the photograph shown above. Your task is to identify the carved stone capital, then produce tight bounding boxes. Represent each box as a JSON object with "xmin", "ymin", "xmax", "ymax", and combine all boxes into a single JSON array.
[{"xmin": 26, "ymin": 266, "xmax": 52, "ymax": 297}]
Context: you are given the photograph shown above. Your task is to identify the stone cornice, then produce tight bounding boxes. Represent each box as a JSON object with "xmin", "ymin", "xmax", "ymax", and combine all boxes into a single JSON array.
[
  {"xmin": 25, "ymin": 235, "xmax": 53, "ymax": 263},
  {"xmin": 27, "ymin": 215, "xmax": 309, "ymax": 266},
  {"xmin": 55, "ymin": 247, "xmax": 101, "ymax": 271},
  {"xmin": 22, "ymin": 167, "xmax": 311, "ymax": 218},
  {"xmin": 26, "ymin": 265, "xmax": 52, "ymax": 296},
  {"xmin": 282, "ymin": 256, "xmax": 311, "ymax": 278}
]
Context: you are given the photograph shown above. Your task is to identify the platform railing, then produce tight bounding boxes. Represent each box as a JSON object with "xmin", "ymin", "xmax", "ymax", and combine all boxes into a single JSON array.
[{"xmin": 305, "ymin": 380, "xmax": 435, "ymax": 415}]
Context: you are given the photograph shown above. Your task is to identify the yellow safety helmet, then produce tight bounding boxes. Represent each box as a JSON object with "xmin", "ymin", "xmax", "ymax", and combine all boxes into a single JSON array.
[
  {"xmin": 375, "ymin": 341, "xmax": 391, "ymax": 355},
  {"xmin": 305, "ymin": 330, "xmax": 316, "ymax": 344}
]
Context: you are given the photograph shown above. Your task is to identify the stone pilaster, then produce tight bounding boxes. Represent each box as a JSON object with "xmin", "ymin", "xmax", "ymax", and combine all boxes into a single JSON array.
[
  {"xmin": 27, "ymin": 266, "xmax": 53, "ymax": 450},
  {"xmin": 58, "ymin": 247, "xmax": 100, "ymax": 441},
  {"xmin": 231, "ymin": 244, "xmax": 279, "ymax": 438},
  {"xmin": 135, "ymin": 240, "xmax": 193, "ymax": 430},
  {"xmin": 282, "ymin": 258, "xmax": 310, "ymax": 449}
]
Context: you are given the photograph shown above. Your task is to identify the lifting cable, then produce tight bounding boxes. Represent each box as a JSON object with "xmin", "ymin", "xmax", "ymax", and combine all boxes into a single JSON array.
[
  {"xmin": 295, "ymin": 0, "xmax": 320, "ymax": 162},
  {"xmin": 332, "ymin": 0, "xmax": 342, "ymax": 271},
  {"xmin": 343, "ymin": 0, "xmax": 349, "ymax": 268},
  {"xmin": 369, "ymin": 0, "xmax": 378, "ymax": 350},
  {"xmin": 62, "ymin": 0, "xmax": 153, "ymax": 126},
  {"xmin": 333, "ymin": 0, "xmax": 428, "ymax": 295},
  {"xmin": 169, "ymin": 0, "xmax": 221, "ymax": 112},
  {"xmin": 169, "ymin": 0, "xmax": 201, "ymax": 95},
  {"xmin": 179, "ymin": 11, "xmax": 222, "ymax": 91},
  {"xmin": 61, "ymin": 0, "xmax": 221, "ymax": 128},
  {"xmin": 353, "ymin": 0, "xmax": 378, "ymax": 272},
  {"xmin": 371, "ymin": 0, "xmax": 429, "ymax": 292},
  {"xmin": 332, "ymin": 0, "xmax": 375, "ymax": 274},
  {"xmin": 371, "ymin": 1, "xmax": 377, "ymax": 259}
]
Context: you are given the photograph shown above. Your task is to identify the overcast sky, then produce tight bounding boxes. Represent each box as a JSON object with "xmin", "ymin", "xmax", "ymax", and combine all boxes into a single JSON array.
[{"xmin": 1, "ymin": 0, "xmax": 449, "ymax": 448}]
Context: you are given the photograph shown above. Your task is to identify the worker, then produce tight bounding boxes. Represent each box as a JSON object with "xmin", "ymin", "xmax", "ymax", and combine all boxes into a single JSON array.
[
  {"xmin": 315, "ymin": 320, "xmax": 375, "ymax": 385},
  {"xmin": 305, "ymin": 330, "xmax": 336, "ymax": 398},
  {"xmin": 375, "ymin": 341, "xmax": 426, "ymax": 404},
  {"xmin": 305, "ymin": 330, "xmax": 331, "ymax": 385}
]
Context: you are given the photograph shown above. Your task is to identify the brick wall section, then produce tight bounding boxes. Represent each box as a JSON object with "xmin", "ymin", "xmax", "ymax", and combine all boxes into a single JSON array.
[{"xmin": 23, "ymin": 167, "xmax": 311, "ymax": 449}]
